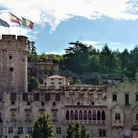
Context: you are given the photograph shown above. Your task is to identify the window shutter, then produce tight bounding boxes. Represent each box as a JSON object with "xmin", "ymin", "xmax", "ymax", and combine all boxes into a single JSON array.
[
  {"xmin": 23, "ymin": 93, "xmax": 28, "ymax": 101},
  {"xmin": 45, "ymin": 93, "xmax": 50, "ymax": 101}
]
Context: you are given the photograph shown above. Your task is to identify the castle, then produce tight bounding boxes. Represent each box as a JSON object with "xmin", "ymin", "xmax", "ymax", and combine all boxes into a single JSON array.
[{"xmin": 0, "ymin": 35, "xmax": 138, "ymax": 138}]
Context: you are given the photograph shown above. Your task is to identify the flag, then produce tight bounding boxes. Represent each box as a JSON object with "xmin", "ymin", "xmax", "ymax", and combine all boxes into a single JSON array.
[
  {"xmin": 10, "ymin": 13, "xmax": 22, "ymax": 25},
  {"xmin": 22, "ymin": 17, "xmax": 33, "ymax": 29},
  {"xmin": 0, "ymin": 18, "xmax": 9, "ymax": 27}
]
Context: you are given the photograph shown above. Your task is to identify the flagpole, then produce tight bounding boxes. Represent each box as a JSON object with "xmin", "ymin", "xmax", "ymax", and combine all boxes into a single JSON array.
[
  {"xmin": 20, "ymin": 16, "xmax": 22, "ymax": 35},
  {"xmin": 9, "ymin": 11, "xmax": 11, "ymax": 34}
]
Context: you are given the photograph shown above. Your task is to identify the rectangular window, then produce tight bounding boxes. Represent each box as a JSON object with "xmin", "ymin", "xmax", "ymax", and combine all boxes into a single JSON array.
[
  {"xmin": 53, "ymin": 102, "xmax": 56, "ymax": 106},
  {"xmin": 39, "ymin": 71, "xmax": 42, "ymax": 75},
  {"xmin": 77, "ymin": 102, "xmax": 80, "ymax": 105},
  {"xmin": 56, "ymin": 93, "xmax": 60, "ymax": 101},
  {"xmin": 92, "ymin": 102, "xmax": 94, "ymax": 105},
  {"xmin": 51, "ymin": 82, "xmax": 54, "ymax": 85},
  {"xmin": 59, "ymin": 82, "xmax": 62, "ymax": 85},
  {"xmin": 23, "ymin": 93, "xmax": 28, "ymax": 101},
  {"xmin": 34, "ymin": 93, "xmax": 39, "ymax": 101},
  {"xmin": 28, "ymin": 127, "xmax": 32, "ymax": 133},
  {"xmin": 10, "ymin": 67, "xmax": 14, "ymax": 71},
  {"xmin": 113, "ymin": 94, "xmax": 117, "ymax": 101},
  {"xmin": 136, "ymin": 95, "xmax": 138, "ymax": 101},
  {"xmin": 9, "ymin": 56, "xmax": 12, "ymax": 59},
  {"xmin": 18, "ymin": 127, "xmax": 23, "ymax": 134},
  {"xmin": 44, "ymin": 72, "xmax": 47, "ymax": 75},
  {"xmin": 41, "ymin": 101, "xmax": 44, "ymax": 106},
  {"xmin": 28, "ymin": 69, "xmax": 30, "ymax": 73},
  {"xmin": 125, "ymin": 94, "xmax": 129, "ymax": 104},
  {"xmin": 115, "ymin": 114, "xmax": 120, "ymax": 120},
  {"xmin": 8, "ymin": 127, "xmax": 13, "ymax": 133},
  {"xmin": 56, "ymin": 127, "xmax": 61, "ymax": 134},
  {"xmin": 11, "ymin": 92, "xmax": 16, "ymax": 101},
  {"xmin": 136, "ymin": 114, "xmax": 138, "ymax": 120},
  {"xmin": 45, "ymin": 93, "xmax": 50, "ymax": 101},
  {"xmin": 99, "ymin": 130, "xmax": 106, "ymax": 137}
]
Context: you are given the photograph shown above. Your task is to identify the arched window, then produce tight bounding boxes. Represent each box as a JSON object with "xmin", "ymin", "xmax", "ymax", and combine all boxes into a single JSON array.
[
  {"xmin": 66, "ymin": 110, "xmax": 69, "ymax": 120},
  {"xmin": 102, "ymin": 110, "xmax": 105, "ymax": 120},
  {"xmin": 75, "ymin": 110, "xmax": 78, "ymax": 120},
  {"xmin": 70, "ymin": 110, "xmax": 73, "ymax": 120},
  {"xmin": 79, "ymin": 110, "xmax": 82, "ymax": 120},
  {"xmin": 93, "ymin": 110, "xmax": 96, "ymax": 120},
  {"xmin": 84, "ymin": 110, "xmax": 87, "ymax": 120},
  {"xmin": 97, "ymin": 110, "xmax": 100, "ymax": 120},
  {"xmin": 88, "ymin": 110, "xmax": 91, "ymax": 120}
]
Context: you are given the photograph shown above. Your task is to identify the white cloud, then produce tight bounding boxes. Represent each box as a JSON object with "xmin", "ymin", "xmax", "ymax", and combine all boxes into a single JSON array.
[
  {"xmin": 0, "ymin": 0, "xmax": 138, "ymax": 35},
  {"xmin": 110, "ymin": 42, "xmax": 121, "ymax": 45}
]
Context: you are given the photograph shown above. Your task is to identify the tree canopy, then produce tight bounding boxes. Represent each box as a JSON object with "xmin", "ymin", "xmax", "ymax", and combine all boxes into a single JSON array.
[
  {"xmin": 28, "ymin": 41, "xmax": 138, "ymax": 81},
  {"xmin": 32, "ymin": 113, "xmax": 55, "ymax": 138},
  {"xmin": 66, "ymin": 122, "xmax": 91, "ymax": 138},
  {"xmin": 28, "ymin": 76, "xmax": 40, "ymax": 92}
]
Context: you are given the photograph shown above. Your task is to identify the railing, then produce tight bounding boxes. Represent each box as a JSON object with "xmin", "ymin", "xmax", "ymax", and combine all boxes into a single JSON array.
[{"xmin": 65, "ymin": 120, "xmax": 106, "ymax": 124}]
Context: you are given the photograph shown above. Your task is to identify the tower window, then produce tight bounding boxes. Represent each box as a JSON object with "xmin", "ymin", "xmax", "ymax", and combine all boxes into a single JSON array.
[
  {"xmin": 41, "ymin": 101, "xmax": 44, "ymax": 106},
  {"xmin": 53, "ymin": 102, "xmax": 56, "ymax": 106},
  {"xmin": 9, "ymin": 56, "xmax": 12, "ymax": 59},
  {"xmin": 77, "ymin": 102, "xmax": 80, "ymax": 105},
  {"xmin": 10, "ymin": 67, "xmax": 14, "ymax": 71}
]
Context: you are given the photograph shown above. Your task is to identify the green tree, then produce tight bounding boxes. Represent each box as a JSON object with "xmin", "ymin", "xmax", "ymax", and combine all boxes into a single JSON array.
[
  {"xmin": 66, "ymin": 122, "xmax": 91, "ymax": 138},
  {"xmin": 80, "ymin": 125, "xmax": 91, "ymax": 138},
  {"xmin": 25, "ymin": 135, "xmax": 30, "ymax": 138},
  {"xmin": 68, "ymin": 76, "xmax": 73, "ymax": 84},
  {"xmin": 28, "ymin": 76, "xmax": 40, "ymax": 92},
  {"xmin": 76, "ymin": 79, "xmax": 81, "ymax": 84},
  {"xmin": 28, "ymin": 40, "xmax": 37, "ymax": 54},
  {"xmin": 74, "ymin": 122, "xmax": 81, "ymax": 138},
  {"xmin": 32, "ymin": 113, "xmax": 55, "ymax": 138},
  {"xmin": 66, "ymin": 122, "xmax": 75, "ymax": 138}
]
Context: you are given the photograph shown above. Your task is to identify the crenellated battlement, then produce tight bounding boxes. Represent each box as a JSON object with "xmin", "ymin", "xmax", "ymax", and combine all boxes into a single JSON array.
[{"xmin": 0, "ymin": 35, "xmax": 28, "ymax": 51}]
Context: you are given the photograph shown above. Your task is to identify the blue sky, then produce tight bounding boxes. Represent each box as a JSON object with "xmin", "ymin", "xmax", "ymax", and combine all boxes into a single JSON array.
[{"xmin": 0, "ymin": 0, "xmax": 138, "ymax": 54}]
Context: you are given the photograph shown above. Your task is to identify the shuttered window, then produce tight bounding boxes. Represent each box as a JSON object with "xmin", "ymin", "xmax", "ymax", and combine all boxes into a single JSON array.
[
  {"xmin": 45, "ymin": 93, "xmax": 50, "ymax": 101},
  {"xmin": 23, "ymin": 93, "xmax": 28, "ymax": 101},
  {"xmin": 56, "ymin": 93, "xmax": 60, "ymax": 101},
  {"xmin": 10, "ymin": 92, "xmax": 16, "ymax": 101},
  {"xmin": 34, "ymin": 93, "xmax": 39, "ymax": 101}
]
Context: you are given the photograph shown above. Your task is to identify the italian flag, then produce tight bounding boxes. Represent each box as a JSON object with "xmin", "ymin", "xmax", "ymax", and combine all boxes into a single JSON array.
[{"xmin": 22, "ymin": 17, "xmax": 34, "ymax": 29}]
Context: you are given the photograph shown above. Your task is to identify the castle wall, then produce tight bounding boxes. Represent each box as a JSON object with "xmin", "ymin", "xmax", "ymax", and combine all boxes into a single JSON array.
[{"xmin": 0, "ymin": 35, "xmax": 28, "ymax": 93}]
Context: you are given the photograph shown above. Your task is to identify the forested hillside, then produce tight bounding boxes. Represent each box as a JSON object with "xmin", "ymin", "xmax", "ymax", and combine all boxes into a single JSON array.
[{"xmin": 28, "ymin": 41, "xmax": 138, "ymax": 80}]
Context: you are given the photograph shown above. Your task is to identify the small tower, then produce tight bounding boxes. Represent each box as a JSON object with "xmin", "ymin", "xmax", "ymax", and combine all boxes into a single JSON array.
[{"xmin": 0, "ymin": 35, "xmax": 28, "ymax": 94}]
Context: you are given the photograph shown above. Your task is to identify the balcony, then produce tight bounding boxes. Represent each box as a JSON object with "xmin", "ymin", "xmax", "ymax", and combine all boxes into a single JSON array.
[{"xmin": 65, "ymin": 120, "xmax": 106, "ymax": 125}]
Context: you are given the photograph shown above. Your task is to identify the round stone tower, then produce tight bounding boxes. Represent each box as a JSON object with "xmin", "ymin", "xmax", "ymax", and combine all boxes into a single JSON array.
[{"xmin": 0, "ymin": 35, "xmax": 28, "ymax": 93}]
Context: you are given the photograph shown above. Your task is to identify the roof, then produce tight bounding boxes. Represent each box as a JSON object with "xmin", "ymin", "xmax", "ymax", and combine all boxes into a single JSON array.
[
  {"xmin": 34, "ymin": 62, "xmax": 56, "ymax": 65},
  {"xmin": 47, "ymin": 75, "xmax": 66, "ymax": 79}
]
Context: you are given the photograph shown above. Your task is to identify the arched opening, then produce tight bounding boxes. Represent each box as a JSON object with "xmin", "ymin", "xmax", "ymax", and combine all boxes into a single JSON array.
[
  {"xmin": 84, "ymin": 110, "xmax": 87, "ymax": 120},
  {"xmin": 79, "ymin": 110, "xmax": 82, "ymax": 120},
  {"xmin": 88, "ymin": 110, "xmax": 91, "ymax": 120},
  {"xmin": 75, "ymin": 110, "xmax": 78, "ymax": 120},
  {"xmin": 70, "ymin": 110, "xmax": 73, "ymax": 120},
  {"xmin": 97, "ymin": 110, "xmax": 100, "ymax": 120},
  {"xmin": 93, "ymin": 110, "xmax": 96, "ymax": 120},
  {"xmin": 66, "ymin": 110, "xmax": 69, "ymax": 120},
  {"xmin": 102, "ymin": 110, "xmax": 105, "ymax": 120}
]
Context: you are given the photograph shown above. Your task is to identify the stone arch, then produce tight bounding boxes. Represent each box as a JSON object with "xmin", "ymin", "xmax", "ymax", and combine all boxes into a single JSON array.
[{"xmin": 75, "ymin": 110, "xmax": 78, "ymax": 120}]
